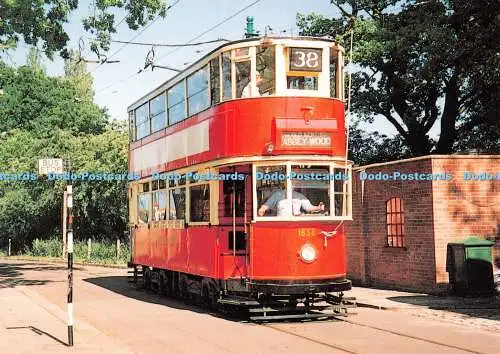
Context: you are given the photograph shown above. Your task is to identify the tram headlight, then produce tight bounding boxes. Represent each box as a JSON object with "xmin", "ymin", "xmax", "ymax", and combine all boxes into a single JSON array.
[{"xmin": 299, "ymin": 244, "xmax": 317, "ymax": 263}]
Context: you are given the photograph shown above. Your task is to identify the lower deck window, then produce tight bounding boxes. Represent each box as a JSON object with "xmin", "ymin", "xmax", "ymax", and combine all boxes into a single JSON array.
[
  {"xmin": 138, "ymin": 193, "xmax": 150, "ymax": 223},
  {"xmin": 170, "ymin": 188, "xmax": 186, "ymax": 220},
  {"xmin": 190, "ymin": 184, "xmax": 210, "ymax": 222}
]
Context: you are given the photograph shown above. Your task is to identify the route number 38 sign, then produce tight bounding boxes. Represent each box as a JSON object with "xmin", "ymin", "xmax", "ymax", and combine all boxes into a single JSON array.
[{"xmin": 289, "ymin": 48, "xmax": 322, "ymax": 72}]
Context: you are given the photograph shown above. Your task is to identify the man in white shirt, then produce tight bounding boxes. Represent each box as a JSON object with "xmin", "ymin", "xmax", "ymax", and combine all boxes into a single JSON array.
[
  {"xmin": 241, "ymin": 72, "xmax": 263, "ymax": 98},
  {"xmin": 257, "ymin": 189, "xmax": 325, "ymax": 217}
]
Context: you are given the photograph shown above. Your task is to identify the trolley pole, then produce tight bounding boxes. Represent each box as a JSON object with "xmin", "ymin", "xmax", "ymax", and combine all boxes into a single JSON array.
[{"xmin": 66, "ymin": 180, "xmax": 74, "ymax": 346}]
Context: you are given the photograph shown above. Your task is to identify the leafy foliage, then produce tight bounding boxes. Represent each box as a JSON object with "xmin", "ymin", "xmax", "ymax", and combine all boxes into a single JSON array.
[
  {"xmin": 0, "ymin": 55, "xmax": 128, "ymax": 252},
  {"xmin": 298, "ymin": 0, "xmax": 500, "ymax": 157},
  {"xmin": 0, "ymin": 124, "xmax": 128, "ymax": 251},
  {"xmin": 348, "ymin": 122, "xmax": 411, "ymax": 166},
  {"xmin": 0, "ymin": 61, "xmax": 107, "ymax": 135},
  {"xmin": 0, "ymin": 0, "xmax": 169, "ymax": 58}
]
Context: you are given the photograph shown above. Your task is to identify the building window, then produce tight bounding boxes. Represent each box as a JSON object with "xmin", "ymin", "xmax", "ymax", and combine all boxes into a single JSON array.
[{"xmin": 386, "ymin": 198, "xmax": 404, "ymax": 247}]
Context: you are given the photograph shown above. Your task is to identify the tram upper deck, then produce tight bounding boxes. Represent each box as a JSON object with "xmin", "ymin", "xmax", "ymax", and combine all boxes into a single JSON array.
[{"xmin": 127, "ymin": 37, "xmax": 346, "ymax": 177}]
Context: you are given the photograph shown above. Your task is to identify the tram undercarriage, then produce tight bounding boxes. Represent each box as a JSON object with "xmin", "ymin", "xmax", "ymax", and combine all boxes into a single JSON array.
[{"xmin": 129, "ymin": 265, "xmax": 356, "ymax": 321}]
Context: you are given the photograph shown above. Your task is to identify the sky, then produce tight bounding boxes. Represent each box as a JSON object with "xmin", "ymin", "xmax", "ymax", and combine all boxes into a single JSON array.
[{"xmin": 1, "ymin": 0, "xmax": 440, "ymax": 138}]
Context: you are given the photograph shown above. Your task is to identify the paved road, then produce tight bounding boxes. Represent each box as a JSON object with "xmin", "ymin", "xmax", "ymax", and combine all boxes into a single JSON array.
[{"xmin": 1, "ymin": 260, "xmax": 499, "ymax": 354}]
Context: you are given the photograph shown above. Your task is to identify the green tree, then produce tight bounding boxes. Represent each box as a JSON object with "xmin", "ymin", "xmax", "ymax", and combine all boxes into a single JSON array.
[
  {"xmin": 26, "ymin": 47, "xmax": 45, "ymax": 73},
  {"xmin": 0, "ymin": 60, "xmax": 128, "ymax": 251},
  {"xmin": 298, "ymin": 0, "xmax": 500, "ymax": 157},
  {"xmin": 64, "ymin": 49, "xmax": 94, "ymax": 101},
  {"xmin": 0, "ymin": 61, "xmax": 107, "ymax": 134},
  {"xmin": 0, "ymin": 0, "xmax": 170, "ymax": 59},
  {"xmin": 0, "ymin": 125, "xmax": 129, "ymax": 251}
]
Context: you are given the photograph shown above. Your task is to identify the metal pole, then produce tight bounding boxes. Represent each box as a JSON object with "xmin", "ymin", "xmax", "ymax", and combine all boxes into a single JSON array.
[
  {"xmin": 66, "ymin": 171, "xmax": 74, "ymax": 346},
  {"xmin": 62, "ymin": 191, "xmax": 67, "ymax": 259},
  {"xmin": 8, "ymin": 238, "xmax": 11, "ymax": 256}
]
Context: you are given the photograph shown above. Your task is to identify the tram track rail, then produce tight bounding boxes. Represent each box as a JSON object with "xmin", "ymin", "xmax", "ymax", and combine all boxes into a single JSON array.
[
  {"xmin": 262, "ymin": 317, "xmax": 488, "ymax": 354},
  {"xmin": 129, "ymin": 275, "xmax": 491, "ymax": 354}
]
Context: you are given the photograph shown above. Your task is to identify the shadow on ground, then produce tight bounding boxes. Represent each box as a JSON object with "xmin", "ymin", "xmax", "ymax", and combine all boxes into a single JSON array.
[
  {"xmin": 387, "ymin": 294, "xmax": 500, "ymax": 321},
  {"xmin": 6, "ymin": 326, "xmax": 68, "ymax": 347},
  {"xmin": 83, "ymin": 275, "xmax": 338, "ymax": 324},
  {"xmin": 83, "ymin": 275, "xmax": 220, "ymax": 316},
  {"xmin": 0, "ymin": 262, "xmax": 80, "ymax": 289}
]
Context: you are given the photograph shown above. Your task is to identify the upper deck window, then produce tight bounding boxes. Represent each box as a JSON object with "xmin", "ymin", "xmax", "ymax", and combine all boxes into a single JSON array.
[
  {"xmin": 150, "ymin": 93, "xmax": 166, "ymax": 133},
  {"xmin": 210, "ymin": 57, "xmax": 220, "ymax": 105},
  {"xmin": 286, "ymin": 47, "xmax": 322, "ymax": 92},
  {"xmin": 168, "ymin": 81, "xmax": 186, "ymax": 125},
  {"xmin": 256, "ymin": 45, "xmax": 275, "ymax": 95},
  {"xmin": 221, "ymin": 52, "xmax": 232, "ymax": 101},
  {"xmin": 187, "ymin": 66, "xmax": 209, "ymax": 116},
  {"xmin": 135, "ymin": 103, "xmax": 150, "ymax": 140}
]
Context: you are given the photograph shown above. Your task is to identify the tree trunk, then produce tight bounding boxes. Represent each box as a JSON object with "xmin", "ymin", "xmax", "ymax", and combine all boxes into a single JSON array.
[{"xmin": 436, "ymin": 75, "xmax": 459, "ymax": 153}]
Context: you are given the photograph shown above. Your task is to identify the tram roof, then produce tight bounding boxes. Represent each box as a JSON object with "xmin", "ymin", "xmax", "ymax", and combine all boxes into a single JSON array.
[{"xmin": 126, "ymin": 36, "xmax": 341, "ymax": 112}]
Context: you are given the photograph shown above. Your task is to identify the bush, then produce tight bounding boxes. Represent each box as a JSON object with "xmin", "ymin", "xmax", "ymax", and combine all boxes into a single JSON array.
[
  {"xmin": 28, "ymin": 237, "xmax": 63, "ymax": 258},
  {"xmin": 24, "ymin": 236, "xmax": 129, "ymax": 265}
]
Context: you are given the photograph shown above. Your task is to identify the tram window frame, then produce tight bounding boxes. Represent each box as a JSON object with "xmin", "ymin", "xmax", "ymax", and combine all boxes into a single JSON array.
[
  {"xmin": 221, "ymin": 51, "xmax": 232, "ymax": 101},
  {"xmin": 332, "ymin": 167, "xmax": 351, "ymax": 217},
  {"xmin": 285, "ymin": 47, "xmax": 322, "ymax": 92},
  {"xmin": 256, "ymin": 44, "xmax": 275, "ymax": 96},
  {"xmin": 189, "ymin": 183, "xmax": 211, "ymax": 223},
  {"xmin": 169, "ymin": 187, "xmax": 186, "ymax": 221},
  {"xmin": 128, "ymin": 111, "xmax": 135, "ymax": 143},
  {"xmin": 210, "ymin": 57, "xmax": 220, "ymax": 105},
  {"xmin": 150, "ymin": 92, "xmax": 166, "ymax": 133},
  {"xmin": 253, "ymin": 162, "xmax": 352, "ymax": 221},
  {"xmin": 138, "ymin": 192, "xmax": 151, "ymax": 224},
  {"xmin": 167, "ymin": 80, "xmax": 187, "ymax": 125},
  {"xmin": 187, "ymin": 65, "xmax": 210, "ymax": 116},
  {"xmin": 152, "ymin": 189, "xmax": 167, "ymax": 222},
  {"xmin": 135, "ymin": 103, "xmax": 150, "ymax": 140},
  {"xmin": 222, "ymin": 179, "xmax": 245, "ymax": 217}
]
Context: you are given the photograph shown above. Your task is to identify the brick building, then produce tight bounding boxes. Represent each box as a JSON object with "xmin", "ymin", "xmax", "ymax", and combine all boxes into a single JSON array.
[{"xmin": 345, "ymin": 155, "xmax": 499, "ymax": 294}]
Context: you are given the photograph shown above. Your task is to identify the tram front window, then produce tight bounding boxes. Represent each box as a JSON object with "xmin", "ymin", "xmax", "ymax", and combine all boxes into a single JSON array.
[
  {"xmin": 256, "ymin": 165, "xmax": 330, "ymax": 218},
  {"xmin": 290, "ymin": 165, "xmax": 330, "ymax": 216},
  {"xmin": 287, "ymin": 76, "xmax": 318, "ymax": 90}
]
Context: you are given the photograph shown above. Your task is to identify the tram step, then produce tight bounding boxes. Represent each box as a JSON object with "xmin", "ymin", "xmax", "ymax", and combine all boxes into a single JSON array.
[
  {"xmin": 250, "ymin": 312, "xmax": 347, "ymax": 321},
  {"xmin": 218, "ymin": 298, "xmax": 260, "ymax": 306},
  {"xmin": 249, "ymin": 304, "xmax": 342, "ymax": 313}
]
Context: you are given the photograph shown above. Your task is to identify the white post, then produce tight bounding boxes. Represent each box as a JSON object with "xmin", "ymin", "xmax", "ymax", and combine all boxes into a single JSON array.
[{"xmin": 66, "ymin": 184, "xmax": 74, "ymax": 346}]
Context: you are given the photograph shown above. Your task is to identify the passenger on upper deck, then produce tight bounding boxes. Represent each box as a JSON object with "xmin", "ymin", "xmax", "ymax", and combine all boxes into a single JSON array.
[{"xmin": 241, "ymin": 72, "xmax": 264, "ymax": 98}]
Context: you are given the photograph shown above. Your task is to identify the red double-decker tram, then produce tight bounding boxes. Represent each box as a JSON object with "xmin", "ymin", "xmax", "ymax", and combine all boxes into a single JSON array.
[{"xmin": 127, "ymin": 36, "xmax": 354, "ymax": 320}]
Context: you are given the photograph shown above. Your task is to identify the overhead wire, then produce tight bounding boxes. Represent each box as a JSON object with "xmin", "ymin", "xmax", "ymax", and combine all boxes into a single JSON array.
[
  {"xmin": 90, "ymin": 0, "xmax": 182, "ymax": 73},
  {"xmin": 154, "ymin": 0, "xmax": 262, "ymax": 65},
  {"xmin": 95, "ymin": 0, "xmax": 262, "ymax": 94},
  {"xmin": 110, "ymin": 38, "xmax": 230, "ymax": 47}
]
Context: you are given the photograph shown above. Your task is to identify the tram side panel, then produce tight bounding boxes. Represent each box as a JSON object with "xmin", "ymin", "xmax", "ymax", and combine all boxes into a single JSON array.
[{"xmin": 132, "ymin": 226, "xmax": 220, "ymax": 278}]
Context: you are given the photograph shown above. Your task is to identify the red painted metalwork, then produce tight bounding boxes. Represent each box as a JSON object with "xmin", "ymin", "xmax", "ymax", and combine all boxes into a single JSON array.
[
  {"xmin": 129, "ymin": 95, "xmax": 350, "ymax": 297},
  {"xmin": 129, "ymin": 97, "xmax": 345, "ymax": 176}
]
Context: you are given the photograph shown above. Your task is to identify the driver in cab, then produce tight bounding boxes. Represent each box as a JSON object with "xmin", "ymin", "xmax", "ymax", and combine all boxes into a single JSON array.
[{"xmin": 257, "ymin": 188, "xmax": 325, "ymax": 217}]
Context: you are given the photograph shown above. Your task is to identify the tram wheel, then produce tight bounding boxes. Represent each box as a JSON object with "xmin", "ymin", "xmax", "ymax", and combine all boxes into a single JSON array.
[
  {"xmin": 164, "ymin": 272, "xmax": 173, "ymax": 297},
  {"xmin": 158, "ymin": 271, "xmax": 166, "ymax": 296},
  {"xmin": 143, "ymin": 267, "xmax": 152, "ymax": 291}
]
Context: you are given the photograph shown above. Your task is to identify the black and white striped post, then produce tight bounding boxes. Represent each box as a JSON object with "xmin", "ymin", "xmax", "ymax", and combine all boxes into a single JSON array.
[{"xmin": 66, "ymin": 182, "xmax": 74, "ymax": 346}]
